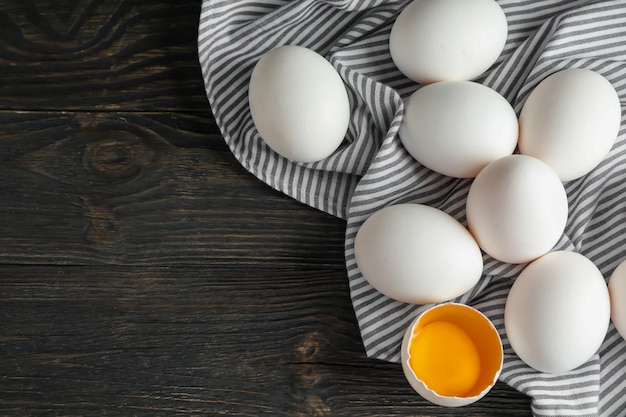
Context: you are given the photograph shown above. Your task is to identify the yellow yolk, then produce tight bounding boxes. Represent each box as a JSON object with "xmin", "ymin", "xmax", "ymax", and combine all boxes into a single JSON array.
[{"xmin": 409, "ymin": 320, "xmax": 481, "ymax": 397}]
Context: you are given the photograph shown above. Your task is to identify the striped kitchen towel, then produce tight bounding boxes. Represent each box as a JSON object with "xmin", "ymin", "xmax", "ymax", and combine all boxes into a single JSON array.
[{"xmin": 198, "ymin": 1, "xmax": 626, "ymax": 415}]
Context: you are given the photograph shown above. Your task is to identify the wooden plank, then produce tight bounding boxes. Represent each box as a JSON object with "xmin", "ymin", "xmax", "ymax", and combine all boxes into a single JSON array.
[
  {"xmin": 0, "ymin": 1, "xmax": 207, "ymax": 112},
  {"xmin": 0, "ymin": 265, "xmax": 532, "ymax": 416},
  {"xmin": 0, "ymin": 111, "xmax": 346, "ymax": 268}
]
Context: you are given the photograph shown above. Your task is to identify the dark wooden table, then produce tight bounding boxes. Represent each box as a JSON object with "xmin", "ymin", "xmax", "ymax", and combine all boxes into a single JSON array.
[{"xmin": 0, "ymin": 2, "xmax": 533, "ymax": 415}]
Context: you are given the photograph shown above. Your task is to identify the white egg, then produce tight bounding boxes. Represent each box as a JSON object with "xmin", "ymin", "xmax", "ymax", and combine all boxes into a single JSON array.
[
  {"xmin": 399, "ymin": 81, "xmax": 518, "ymax": 178},
  {"xmin": 519, "ymin": 68, "xmax": 622, "ymax": 181},
  {"xmin": 354, "ymin": 203, "xmax": 483, "ymax": 305},
  {"xmin": 609, "ymin": 259, "xmax": 626, "ymax": 341},
  {"xmin": 389, "ymin": 0, "xmax": 508, "ymax": 84},
  {"xmin": 248, "ymin": 45, "xmax": 350, "ymax": 163},
  {"xmin": 466, "ymin": 154, "xmax": 568, "ymax": 264},
  {"xmin": 504, "ymin": 251, "xmax": 610, "ymax": 374}
]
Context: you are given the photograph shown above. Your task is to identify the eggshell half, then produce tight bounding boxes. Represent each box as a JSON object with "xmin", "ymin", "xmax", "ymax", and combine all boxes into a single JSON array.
[
  {"xmin": 519, "ymin": 68, "xmax": 622, "ymax": 181},
  {"xmin": 248, "ymin": 45, "xmax": 350, "ymax": 163},
  {"xmin": 399, "ymin": 81, "xmax": 518, "ymax": 178},
  {"xmin": 389, "ymin": 0, "xmax": 508, "ymax": 83},
  {"xmin": 354, "ymin": 204, "xmax": 483, "ymax": 305},
  {"xmin": 505, "ymin": 251, "xmax": 610, "ymax": 374},
  {"xmin": 401, "ymin": 303, "xmax": 503, "ymax": 407}
]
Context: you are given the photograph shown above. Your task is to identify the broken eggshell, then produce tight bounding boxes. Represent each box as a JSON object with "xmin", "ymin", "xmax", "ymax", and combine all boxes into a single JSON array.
[{"xmin": 400, "ymin": 303, "xmax": 503, "ymax": 407}]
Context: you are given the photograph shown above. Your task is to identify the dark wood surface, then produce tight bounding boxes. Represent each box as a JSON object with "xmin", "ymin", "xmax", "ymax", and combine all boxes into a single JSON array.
[{"xmin": 0, "ymin": 2, "xmax": 533, "ymax": 416}]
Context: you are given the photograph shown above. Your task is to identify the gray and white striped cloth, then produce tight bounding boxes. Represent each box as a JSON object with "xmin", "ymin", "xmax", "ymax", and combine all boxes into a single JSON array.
[{"xmin": 198, "ymin": 1, "xmax": 626, "ymax": 415}]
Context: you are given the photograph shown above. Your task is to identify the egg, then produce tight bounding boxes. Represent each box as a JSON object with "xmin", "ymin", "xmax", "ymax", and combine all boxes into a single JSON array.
[
  {"xmin": 519, "ymin": 68, "xmax": 622, "ymax": 181},
  {"xmin": 389, "ymin": 0, "xmax": 508, "ymax": 84},
  {"xmin": 609, "ymin": 259, "xmax": 626, "ymax": 341},
  {"xmin": 248, "ymin": 45, "xmax": 350, "ymax": 163},
  {"xmin": 353, "ymin": 203, "xmax": 483, "ymax": 305},
  {"xmin": 399, "ymin": 81, "xmax": 518, "ymax": 178},
  {"xmin": 401, "ymin": 303, "xmax": 503, "ymax": 406},
  {"xmin": 505, "ymin": 251, "xmax": 610, "ymax": 374},
  {"xmin": 466, "ymin": 154, "xmax": 568, "ymax": 264}
]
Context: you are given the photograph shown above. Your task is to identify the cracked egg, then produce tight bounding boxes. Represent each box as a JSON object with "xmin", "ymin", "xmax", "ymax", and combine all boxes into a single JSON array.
[{"xmin": 400, "ymin": 303, "xmax": 503, "ymax": 407}]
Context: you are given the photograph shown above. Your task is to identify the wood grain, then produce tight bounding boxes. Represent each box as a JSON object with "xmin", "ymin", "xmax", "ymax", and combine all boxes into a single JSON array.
[
  {"xmin": 0, "ymin": 1, "xmax": 533, "ymax": 416},
  {"xmin": 0, "ymin": 1, "xmax": 206, "ymax": 112},
  {"xmin": 0, "ymin": 111, "xmax": 346, "ymax": 267},
  {"xmin": 1, "ymin": 266, "xmax": 532, "ymax": 416}
]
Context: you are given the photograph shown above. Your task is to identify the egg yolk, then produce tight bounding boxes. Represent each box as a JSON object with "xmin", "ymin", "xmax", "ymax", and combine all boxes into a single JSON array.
[{"xmin": 409, "ymin": 321, "xmax": 481, "ymax": 397}]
